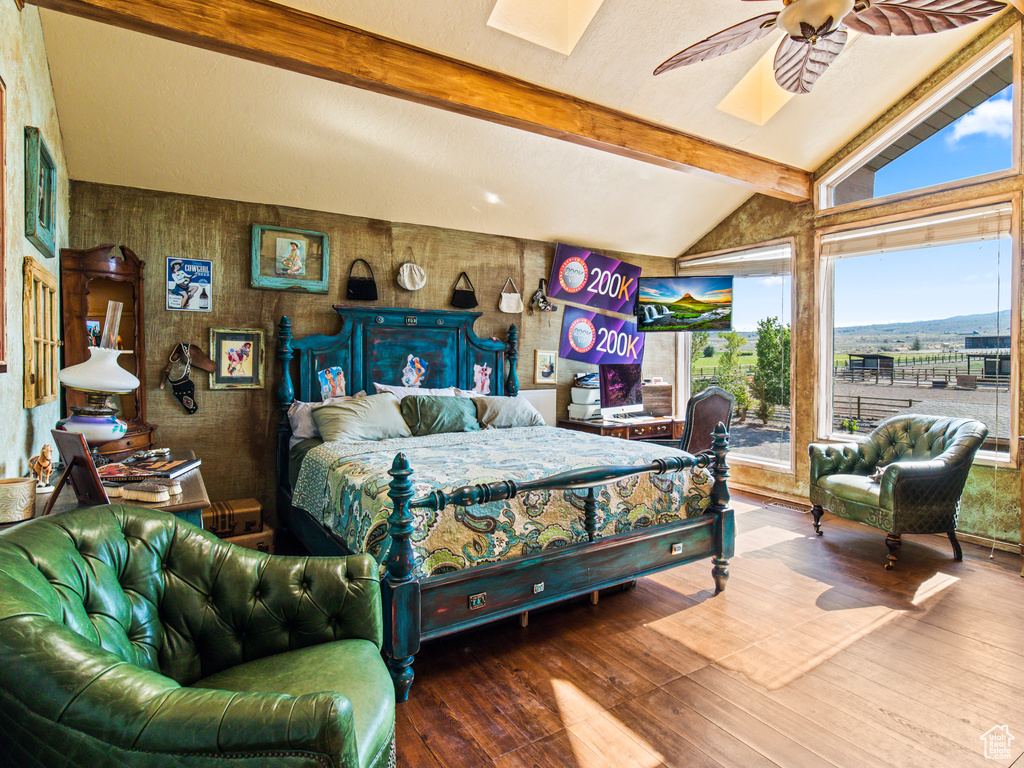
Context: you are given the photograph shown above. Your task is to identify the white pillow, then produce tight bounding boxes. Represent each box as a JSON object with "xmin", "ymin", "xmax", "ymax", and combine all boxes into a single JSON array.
[
  {"xmin": 287, "ymin": 392, "xmax": 365, "ymax": 448},
  {"xmin": 474, "ymin": 396, "xmax": 546, "ymax": 429},
  {"xmin": 374, "ymin": 382, "xmax": 458, "ymax": 400}
]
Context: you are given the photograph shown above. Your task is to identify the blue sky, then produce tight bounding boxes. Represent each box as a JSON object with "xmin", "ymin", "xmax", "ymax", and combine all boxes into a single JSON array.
[{"xmin": 732, "ymin": 82, "xmax": 1012, "ymax": 332}]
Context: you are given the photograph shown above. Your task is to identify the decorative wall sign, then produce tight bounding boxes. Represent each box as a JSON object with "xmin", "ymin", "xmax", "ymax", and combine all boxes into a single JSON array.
[
  {"xmin": 210, "ymin": 327, "xmax": 265, "ymax": 390},
  {"xmin": 24, "ymin": 126, "xmax": 56, "ymax": 260},
  {"xmin": 166, "ymin": 257, "xmax": 212, "ymax": 312},
  {"xmin": 547, "ymin": 243, "xmax": 641, "ymax": 314},
  {"xmin": 251, "ymin": 225, "xmax": 329, "ymax": 293},
  {"xmin": 558, "ymin": 305, "xmax": 645, "ymax": 366}
]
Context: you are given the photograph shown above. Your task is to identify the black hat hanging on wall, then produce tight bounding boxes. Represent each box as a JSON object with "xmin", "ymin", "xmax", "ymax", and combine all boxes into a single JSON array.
[
  {"xmin": 451, "ymin": 272, "xmax": 478, "ymax": 309},
  {"xmin": 346, "ymin": 259, "xmax": 378, "ymax": 301}
]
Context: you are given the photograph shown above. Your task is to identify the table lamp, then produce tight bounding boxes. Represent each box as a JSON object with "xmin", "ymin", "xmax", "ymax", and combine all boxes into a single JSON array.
[{"xmin": 56, "ymin": 301, "xmax": 140, "ymax": 448}]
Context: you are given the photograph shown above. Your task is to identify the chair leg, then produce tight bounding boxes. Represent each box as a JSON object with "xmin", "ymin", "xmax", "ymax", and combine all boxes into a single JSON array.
[
  {"xmin": 948, "ymin": 531, "xmax": 963, "ymax": 561},
  {"xmin": 811, "ymin": 504, "xmax": 825, "ymax": 536},
  {"xmin": 884, "ymin": 533, "xmax": 901, "ymax": 570}
]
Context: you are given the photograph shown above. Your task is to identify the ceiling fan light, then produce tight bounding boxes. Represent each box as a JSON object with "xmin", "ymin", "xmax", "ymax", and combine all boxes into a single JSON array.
[{"xmin": 778, "ymin": 0, "xmax": 854, "ymax": 39}]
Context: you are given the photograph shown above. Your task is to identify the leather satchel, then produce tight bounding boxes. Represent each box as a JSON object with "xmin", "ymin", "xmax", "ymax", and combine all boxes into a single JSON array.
[
  {"xmin": 499, "ymin": 277, "xmax": 523, "ymax": 314},
  {"xmin": 451, "ymin": 272, "xmax": 478, "ymax": 309},
  {"xmin": 346, "ymin": 259, "xmax": 378, "ymax": 301}
]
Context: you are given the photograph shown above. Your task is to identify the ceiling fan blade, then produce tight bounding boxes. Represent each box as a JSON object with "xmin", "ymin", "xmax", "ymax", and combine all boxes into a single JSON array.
[
  {"xmin": 844, "ymin": 0, "xmax": 1005, "ymax": 36},
  {"xmin": 655, "ymin": 13, "xmax": 779, "ymax": 75},
  {"xmin": 774, "ymin": 29, "xmax": 848, "ymax": 94}
]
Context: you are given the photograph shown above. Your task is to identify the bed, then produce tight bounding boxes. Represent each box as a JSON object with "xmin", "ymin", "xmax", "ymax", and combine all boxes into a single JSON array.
[{"xmin": 275, "ymin": 306, "xmax": 734, "ymax": 701}]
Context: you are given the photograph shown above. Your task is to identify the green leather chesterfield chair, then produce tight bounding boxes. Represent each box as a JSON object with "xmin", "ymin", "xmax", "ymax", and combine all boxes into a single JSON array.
[
  {"xmin": 0, "ymin": 505, "xmax": 395, "ymax": 768},
  {"xmin": 808, "ymin": 415, "xmax": 988, "ymax": 569}
]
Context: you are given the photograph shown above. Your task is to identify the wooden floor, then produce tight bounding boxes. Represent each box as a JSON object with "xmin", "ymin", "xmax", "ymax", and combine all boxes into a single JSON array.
[{"xmin": 395, "ymin": 494, "xmax": 1024, "ymax": 768}]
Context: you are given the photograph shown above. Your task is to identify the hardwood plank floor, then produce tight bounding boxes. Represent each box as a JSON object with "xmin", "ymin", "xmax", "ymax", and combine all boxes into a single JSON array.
[{"xmin": 396, "ymin": 494, "xmax": 1024, "ymax": 768}]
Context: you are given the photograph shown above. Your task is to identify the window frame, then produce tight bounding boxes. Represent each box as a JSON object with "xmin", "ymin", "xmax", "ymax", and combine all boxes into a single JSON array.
[
  {"xmin": 23, "ymin": 256, "xmax": 60, "ymax": 408},
  {"xmin": 676, "ymin": 238, "xmax": 798, "ymax": 473},
  {"xmin": 815, "ymin": 196, "xmax": 1020, "ymax": 468},
  {"xmin": 0, "ymin": 75, "xmax": 6, "ymax": 374},
  {"xmin": 816, "ymin": 29, "xmax": 1020, "ymax": 215}
]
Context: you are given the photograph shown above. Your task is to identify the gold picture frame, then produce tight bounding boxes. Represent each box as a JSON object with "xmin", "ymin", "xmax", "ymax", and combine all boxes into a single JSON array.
[
  {"xmin": 534, "ymin": 350, "xmax": 557, "ymax": 385},
  {"xmin": 209, "ymin": 327, "xmax": 265, "ymax": 390}
]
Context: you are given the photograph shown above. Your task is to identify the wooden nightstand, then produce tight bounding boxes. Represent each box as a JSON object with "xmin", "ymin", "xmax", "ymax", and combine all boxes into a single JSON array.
[
  {"xmin": 29, "ymin": 452, "xmax": 210, "ymax": 529},
  {"xmin": 557, "ymin": 417, "xmax": 683, "ymax": 443}
]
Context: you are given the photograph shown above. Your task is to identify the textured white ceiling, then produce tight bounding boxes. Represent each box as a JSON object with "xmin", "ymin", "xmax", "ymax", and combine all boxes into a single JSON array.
[{"xmin": 38, "ymin": 3, "xmax": 999, "ymax": 257}]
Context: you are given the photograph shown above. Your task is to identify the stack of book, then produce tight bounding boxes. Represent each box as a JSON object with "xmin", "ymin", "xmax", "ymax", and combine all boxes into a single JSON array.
[{"xmin": 98, "ymin": 455, "xmax": 201, "ymax": 503}]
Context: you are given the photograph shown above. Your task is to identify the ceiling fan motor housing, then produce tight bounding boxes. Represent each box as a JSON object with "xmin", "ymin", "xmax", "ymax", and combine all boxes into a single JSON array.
[{"xmin": 778, "ymin": 0, "xmax": 855, "ymax": 39}]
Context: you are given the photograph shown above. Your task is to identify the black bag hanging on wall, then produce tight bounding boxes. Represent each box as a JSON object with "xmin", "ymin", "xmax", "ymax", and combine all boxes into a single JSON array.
[
  {"xmin": 451, "ymin": 272, "xmax": 478, "ymax": 309},
  {"xmin": 346, "ymin": 259, "xmax": 378, "ymax": 301}
]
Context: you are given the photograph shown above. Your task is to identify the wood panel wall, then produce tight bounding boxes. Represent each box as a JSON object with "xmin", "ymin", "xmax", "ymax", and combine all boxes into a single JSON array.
[{"xmin": 69, "ymin": 182, "xmax": 678, "ymax": 520}]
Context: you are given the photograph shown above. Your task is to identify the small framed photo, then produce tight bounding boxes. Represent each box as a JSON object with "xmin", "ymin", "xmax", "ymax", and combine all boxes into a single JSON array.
[
  {"xmin": 534, "ymin": 350, "xmax": 558, "ymax": 385},
  {"xmin": 210, "ymin": 328, "xmax": 265, "ymax": 390},
  {"xmin": 24, "ymin": 127, "xmax": 56, "ymax": 259},
  {"xmin": 251, "ymin": 225, "xmax": 329, "ymax": 293},
  {"xmin": 167, "ymin": 257, "xmax": 213, "ymax": 311}
]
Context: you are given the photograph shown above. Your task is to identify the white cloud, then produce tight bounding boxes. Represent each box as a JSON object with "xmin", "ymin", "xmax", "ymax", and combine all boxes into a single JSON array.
[
  {"xmin": 946, "ymin": 97, "xmax": 1013, "ymax": 146},
  {"xmin": 760, "ymin": 276, "xmax": 784, "ymax": 286}
]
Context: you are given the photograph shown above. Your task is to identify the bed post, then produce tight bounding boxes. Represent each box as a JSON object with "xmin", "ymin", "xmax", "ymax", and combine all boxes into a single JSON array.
[
  {"xmin": 709, "ymin": 422, "xmax": 733, "ymax": 594},
  {"xmin": 384, "ymin": 452, "xmax": 421, "ymax": 703},
  {"xmin": 505, "ymin": 325, "xmax": 519, "ymax": 396},
  {"xmin": 276, "ymin": 317, "xmax": 295, "ymax": 510}
]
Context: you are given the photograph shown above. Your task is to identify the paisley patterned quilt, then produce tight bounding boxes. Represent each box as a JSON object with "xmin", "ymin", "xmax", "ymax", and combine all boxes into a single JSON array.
[{"xmin": 292, "ymin": 426, "xmax": 711, "ymax": 579}]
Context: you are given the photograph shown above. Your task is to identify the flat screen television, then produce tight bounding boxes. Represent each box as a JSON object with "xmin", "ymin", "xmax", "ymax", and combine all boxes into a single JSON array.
[
  {"xmin": 635, "ymin": 276, "xmax": 733, "ymax": 332},
  {"xmin": 599, "ymin": 363, "xmax": 644, "ymax": 418}
]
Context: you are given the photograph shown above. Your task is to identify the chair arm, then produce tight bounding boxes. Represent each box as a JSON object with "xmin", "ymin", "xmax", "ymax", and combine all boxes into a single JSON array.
[
  {"xmin": 0, "ymin": 616, "xmax": 359, "ymax": 767},
  {"xmin": 876, "ymin": 458, "xmax": 971, "ymax": 520},
  {"xmin": 808, "ymin": 441, "xmax": 868, "ymax": 484}
]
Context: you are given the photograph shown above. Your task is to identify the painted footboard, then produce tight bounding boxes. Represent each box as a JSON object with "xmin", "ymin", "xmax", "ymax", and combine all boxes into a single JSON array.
[{"xmin": 382, "ymin": 424, "xmax": 733, "ymax": 702}]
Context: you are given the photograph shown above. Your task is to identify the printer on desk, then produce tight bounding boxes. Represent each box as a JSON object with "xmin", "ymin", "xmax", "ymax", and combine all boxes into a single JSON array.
[{"xmin": 567, "ymin": 386, "xmax": 601, "ymax": 420}]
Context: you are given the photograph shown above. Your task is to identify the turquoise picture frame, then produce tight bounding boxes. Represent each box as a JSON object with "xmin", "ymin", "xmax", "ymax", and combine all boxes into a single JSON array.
[
  {"xmin": 251, "ymin": 224, "xmax": 329, "ymax": 293},
  {"xmin": 24, "ymin": 127, "xmax": 56, "ymax": 260}
]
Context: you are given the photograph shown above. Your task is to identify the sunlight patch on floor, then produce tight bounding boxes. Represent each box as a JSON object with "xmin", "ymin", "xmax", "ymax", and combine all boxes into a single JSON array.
[
  {"xmin": 642, "ymin": 529, "xmax": 963, "ymax": 691},
  {"xmin": 553, "ymin": 682, "xmax": 664, "ymax": 768}
]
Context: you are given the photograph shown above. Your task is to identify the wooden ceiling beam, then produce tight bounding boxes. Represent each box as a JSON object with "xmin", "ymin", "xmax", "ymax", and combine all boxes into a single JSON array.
[{"xmin": 28, "ymin": 0, "xmax": 813, "ymax": 202}]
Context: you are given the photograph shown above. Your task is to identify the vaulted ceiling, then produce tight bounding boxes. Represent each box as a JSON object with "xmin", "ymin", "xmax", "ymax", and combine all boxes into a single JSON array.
[{"xmin": 37, "ymin": 1, "xmax": 1001, "ymax": 257}]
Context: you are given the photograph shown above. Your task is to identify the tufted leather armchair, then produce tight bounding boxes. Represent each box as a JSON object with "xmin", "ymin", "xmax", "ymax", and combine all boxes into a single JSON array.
[
  {"xmin": 0, "ymin": 505, "xmax": 395, "ymax": 768},
  {"xmin": 808, "ymin": 415, "xmax": 988, "ymax": 569}
]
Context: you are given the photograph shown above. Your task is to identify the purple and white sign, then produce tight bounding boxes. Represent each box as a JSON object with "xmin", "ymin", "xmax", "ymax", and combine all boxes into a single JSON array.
[
  {"xmin": 548, "ymin": 244, "xmax": 642, "ymax": 314},
  {"xmin": 558, "ymin": 305, "xmax": 645, "ymax": 366}
]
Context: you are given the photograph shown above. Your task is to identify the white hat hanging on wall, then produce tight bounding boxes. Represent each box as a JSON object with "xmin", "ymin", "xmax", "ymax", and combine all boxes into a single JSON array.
[{"xmin": 397, "ymin": 261, "xmax": 426, "ymax": 291}]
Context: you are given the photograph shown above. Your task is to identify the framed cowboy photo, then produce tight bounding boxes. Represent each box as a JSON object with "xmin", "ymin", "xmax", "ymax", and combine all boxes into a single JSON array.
[
  {"xmin": 210, "ymin": 328, "xmax": 265, "ymax": 390},
  {"xmin": 251, "ymin": 225, "xmax": 329, "ymax": 293}
]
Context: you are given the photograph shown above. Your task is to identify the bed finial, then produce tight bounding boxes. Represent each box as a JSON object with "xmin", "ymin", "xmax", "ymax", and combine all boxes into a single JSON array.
[
  {"xmin": 505, "ymin": 324, "xmax": 519, "ymax": 396},
  {"xmin": 385, "ymin": 452, "xmax": 420, "ymax": 702},
  {"xmin": 276, "ymin": 315, "xmax": 294, "ymax": 410},
  {"xmin": 710, "ymin": 422, "xmax": 733, "ymax": 594}
]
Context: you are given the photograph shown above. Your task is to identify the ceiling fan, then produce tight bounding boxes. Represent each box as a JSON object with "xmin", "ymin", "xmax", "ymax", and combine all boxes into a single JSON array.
[{"xmin": 654, "ymin": 0, "xmax": 1007, "ymax": 94}]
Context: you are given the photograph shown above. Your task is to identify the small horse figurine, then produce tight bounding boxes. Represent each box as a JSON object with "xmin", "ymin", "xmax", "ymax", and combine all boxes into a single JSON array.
[{"xmin": 29, "ymin": 444, "xmax": 54, "ymax": 488}]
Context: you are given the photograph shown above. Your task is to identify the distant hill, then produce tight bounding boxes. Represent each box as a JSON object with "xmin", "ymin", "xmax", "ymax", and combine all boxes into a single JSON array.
[{"xmin": 836, "ymin": 310, "xmax": 1010, "ymax": 337}]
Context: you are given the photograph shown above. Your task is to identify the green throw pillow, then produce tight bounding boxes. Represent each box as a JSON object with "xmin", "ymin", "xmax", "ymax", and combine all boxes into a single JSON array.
[
  {"xmin": 311, "ymin": 392, "xmax": 412, "ymax": 442},
  {"xmin": 400, "ymin": 395, "xmax": 481, "ymax": 436}
]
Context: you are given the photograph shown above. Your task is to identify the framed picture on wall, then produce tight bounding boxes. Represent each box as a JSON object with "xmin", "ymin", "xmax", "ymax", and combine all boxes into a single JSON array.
[
  {"xmin": 534, "ymin": 350, "xmax": 558, "ymax": 385},
  {"xmin": 210, "ymin": 328, "xmax": 265, "ymax": 390},
  {"xmin": 251, "ymin": 225, "xmax": 329, "ymax": 293},
  {"xmin": 24, "ymin": 126, "xmax": 56, "ymax": 260},
  {"xmin": 166, "ymin": 257, "xmax": 213, "ymax": 311}
]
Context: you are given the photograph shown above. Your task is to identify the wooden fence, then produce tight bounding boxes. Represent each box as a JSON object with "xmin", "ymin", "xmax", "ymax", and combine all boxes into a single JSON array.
[{"xmin": 833, "ymin": 394, "xmax": 920, "ymax": 424}]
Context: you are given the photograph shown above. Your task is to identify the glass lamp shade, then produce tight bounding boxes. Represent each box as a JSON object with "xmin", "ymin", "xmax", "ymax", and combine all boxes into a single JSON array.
[
  {"xmin": 777, "ymin": 0, "xmax": 853, "ymax": 39},
  {"xmin": 56, "ymin": 347, "xmax": 140, "ymax": 447},
  {"xmin": 57, "ymin": 347, "xmax": 139, "ymax": 393}
]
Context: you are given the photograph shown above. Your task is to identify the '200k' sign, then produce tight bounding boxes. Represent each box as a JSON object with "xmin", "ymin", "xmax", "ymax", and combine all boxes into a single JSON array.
[
  {"xmin": 548, "ymin": 244, "xmax": 641, "ymax": 314},
  {"xmin": 559, "ymin": 305, "xmax": 645, "ymax": 366}
]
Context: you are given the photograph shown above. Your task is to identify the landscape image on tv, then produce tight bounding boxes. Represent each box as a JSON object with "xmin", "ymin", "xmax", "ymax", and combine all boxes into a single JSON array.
[{"xmin": 635, "ymin": 276, "xmax": 733, "ymax": 332}]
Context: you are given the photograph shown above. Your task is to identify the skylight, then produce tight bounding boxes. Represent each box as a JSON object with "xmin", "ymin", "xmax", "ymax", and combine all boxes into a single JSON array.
[{"xmin": 487, "ymin": 0, "xmax": 605, "ymax": 56}]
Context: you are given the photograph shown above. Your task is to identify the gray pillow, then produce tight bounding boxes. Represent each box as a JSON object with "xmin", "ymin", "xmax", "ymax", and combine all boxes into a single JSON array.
[
  {"xmin": 311, "ymin": 392, "xmax": 412, "ymax": 442},
  {"xmin": 473, "ymin": 396, "xmax": 546, "ymax": 429},
  {"xmin": 401, "ymin": 395, "xmax": 481, "ymax": 437}
]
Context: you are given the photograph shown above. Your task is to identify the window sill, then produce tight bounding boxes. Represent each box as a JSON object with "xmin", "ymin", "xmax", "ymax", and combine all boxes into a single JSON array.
[{"xmin": 729, "ymin": 453, "xmax": 794, "ymax": 475}]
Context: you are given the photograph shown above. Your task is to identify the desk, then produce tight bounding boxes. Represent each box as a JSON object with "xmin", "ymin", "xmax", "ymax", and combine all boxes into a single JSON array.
[
  {"xmin": 29, "ymin": 454, "xmax": 209, "ymax": 529},
  {"xmin": 557, "ymin": 417, "xmax": 683, "ymax": 443}
]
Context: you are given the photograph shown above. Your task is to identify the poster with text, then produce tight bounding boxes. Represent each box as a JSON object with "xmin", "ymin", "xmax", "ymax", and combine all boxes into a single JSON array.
[
  {"xmin": 166, "ymin": 257, "xmax": 213, "ymax": 312},
  {"xmin": 548, "ymin": 243, "xmax": 642, "ymax": 314},
  {"xmin": 558, "ymin": 305, "xmax": 645, "ymax": 366}
]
